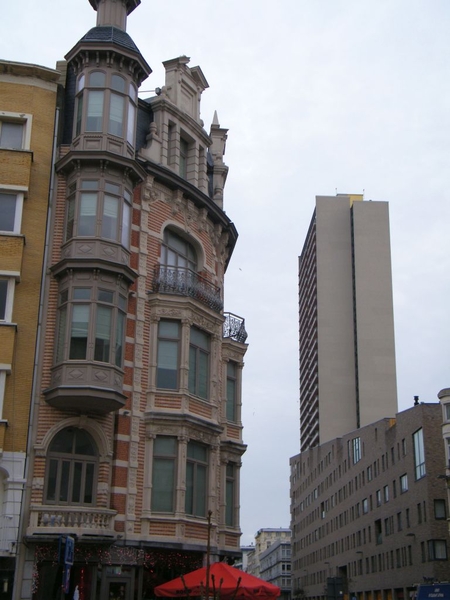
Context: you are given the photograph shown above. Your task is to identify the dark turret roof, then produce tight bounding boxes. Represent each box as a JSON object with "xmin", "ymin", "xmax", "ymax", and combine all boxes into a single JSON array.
[{"xmin": 79, "ymin": 26, "xmax": 141, "ymax": 54}]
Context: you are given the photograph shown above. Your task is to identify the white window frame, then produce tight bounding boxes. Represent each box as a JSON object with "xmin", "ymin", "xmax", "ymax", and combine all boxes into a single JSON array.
[
  {"xmin": 0, "ymin": 367, "xmax": 10, "ymax": 419},
  {"xmin": 0, "ymin": 276, "xmax": 15, "ymax": 322},
  {"xmin": 0, "ymin": 186, "xmax": 26, "ymax": 234},
  {"xmin": 0, "ymin": 111, "xmax": 32, "ymax": 150}
]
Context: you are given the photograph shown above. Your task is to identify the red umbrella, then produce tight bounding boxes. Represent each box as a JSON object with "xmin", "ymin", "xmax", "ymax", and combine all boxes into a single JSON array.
[{"xmin": 154, "ymin": 562, "xmax": 281, "ymax": 600}]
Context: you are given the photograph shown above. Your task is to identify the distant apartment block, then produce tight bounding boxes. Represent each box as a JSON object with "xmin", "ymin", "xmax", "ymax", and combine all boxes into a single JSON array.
[
  {"xmin": 298, "ymin": 194, "xmax": 398, "ymax": 451},
  {"xmin": 260, "ymin": 539, "xmax": 292, "ymax": 600}
]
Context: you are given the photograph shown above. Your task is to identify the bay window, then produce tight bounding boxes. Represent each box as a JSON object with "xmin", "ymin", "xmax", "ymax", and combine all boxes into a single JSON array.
[
  {"xmin": 56, "ymin": 279, "xmax": 127, "ymax": 367},
  {"xmin": 64, "ymin": 178, "xmax": 132, "ymax": 247},
  {"xmin": 74, "ymin": 70, "xmax": 137, "ymax": 144}
]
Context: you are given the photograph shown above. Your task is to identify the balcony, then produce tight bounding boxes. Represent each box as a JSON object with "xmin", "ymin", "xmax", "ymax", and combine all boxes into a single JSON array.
[
  {"xmin": 223, "ymin": 313, "xmax": 248, "ymax": 343},
  {"xmin": 27, "ymin": 506, "xmax": 116, "ymax": 539},
  {"xmin": 151, "ymin": 266, "xmax": 223, "ymax": 312}
]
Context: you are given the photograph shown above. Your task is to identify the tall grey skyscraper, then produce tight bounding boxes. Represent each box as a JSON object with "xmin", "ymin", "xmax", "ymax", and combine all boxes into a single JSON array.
[{"xmin": 298, "ymin": 194, "xmax": 397, "ymax": 451}]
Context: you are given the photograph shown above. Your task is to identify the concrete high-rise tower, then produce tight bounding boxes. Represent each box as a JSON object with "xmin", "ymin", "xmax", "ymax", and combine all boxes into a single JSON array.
[{"xmin": 298, "ymin": 194, "xmax": 397, "ymax": 451}]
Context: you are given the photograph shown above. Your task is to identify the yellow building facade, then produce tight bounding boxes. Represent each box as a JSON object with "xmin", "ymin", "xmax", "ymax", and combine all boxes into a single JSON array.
[{"xmin": 0, "ymin": 60, "xmax": 59, "ymax": 595}]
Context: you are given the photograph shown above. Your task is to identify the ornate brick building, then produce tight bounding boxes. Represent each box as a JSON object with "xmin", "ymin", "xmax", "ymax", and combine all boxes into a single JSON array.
[{"xmin": 14, "ymin": 2, "xmax": 247, "ymax": 599}]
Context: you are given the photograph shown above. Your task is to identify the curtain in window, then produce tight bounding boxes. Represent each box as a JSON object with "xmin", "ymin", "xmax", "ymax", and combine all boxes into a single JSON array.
[
  {"xmin": 79, "ymin": 193, "xmax": 97, "ymax": 236},
  {"xmin": 70, "ymin": 305, "xmax": 89, "ymax": 359},
  {"xmin": 101, "ymin": 195, "xmax": 119, "ymax": 239},
  {"xmin": 94, "ymin": 305, "xmax": 112, "ymax": 362},
  {"xmin": 109, "ymin": 93, "xmax": 124, "ymax": 137},
  {"xmin": 86, "ymin": 90, "xmax": 104, "ymax": 131}
]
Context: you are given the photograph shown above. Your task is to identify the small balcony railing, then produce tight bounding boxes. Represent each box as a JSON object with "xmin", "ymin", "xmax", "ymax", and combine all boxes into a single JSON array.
[
  {"xmin": 223, "ymin": 312, "xmax": 248, "ymax": 343},
  {"xmin": 28, "ymin": 506, "xmax": 116, "ymax": 538},
  {"xmin": 152, "ymin": 266, "xmax": 223, "ymax": 312}
]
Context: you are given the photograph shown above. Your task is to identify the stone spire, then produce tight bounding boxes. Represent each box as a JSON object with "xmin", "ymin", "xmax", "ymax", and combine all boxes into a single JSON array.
[{"xmin": 88, "ymin": 0, "xmax": 140, "ymax": 31}]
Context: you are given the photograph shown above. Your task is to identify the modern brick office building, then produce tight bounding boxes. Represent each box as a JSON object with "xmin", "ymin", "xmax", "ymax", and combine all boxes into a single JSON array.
[
  {"xmin": 298, "ymin": 194, "xmax": 398, "ymax": 452},
  {"xmin": 12, "ymin": 1, "xmax": 248, "ymax": 599},
  {"xmin": 0, "ymin": 59, "xmax": 60, "ymax": 597},
  {"xmin": 290, "ymin": 401, "xmax": 450, "ymax": 600}
]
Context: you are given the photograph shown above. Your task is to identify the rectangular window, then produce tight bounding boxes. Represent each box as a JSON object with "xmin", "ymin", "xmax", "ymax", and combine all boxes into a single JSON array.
[
  {"xmin": 121, "ymin": 191, "xmax": 131, "ymax": 248},
  {"xmin": 157, "ymin": 320, "xmax": 180, "ymax": 389},
  {"xmin": 383, "ymin": 485, "xmax": 389, "ymax": 503},
  {"xmin": 94, "ymin": 305, "xmax": 112, "ymax": 362},
  {"xmin": 376, "ymin": 490, "xmax": 381, "ymax": 507},
  {"xmin": 185, "ymin": 441, "xmax": 207, "ymax": 517},
  {"xmin": 69, "ymin": 304, "xmax": 89, "ymax": 359},
  {"xmin": 0, "ymin": 191, "xmax": 24, "ymax": 233},
  {"xmin": 0, "ymin": 370, "xmax": 7, "ymax": 419},
  {"xmin": 375, "ymin": 519, "xmax": 382, "ymax": 545},
  {"xmin": 400, "ymin": 474, "xmax": 408, "ymax": 493},
  {"xmin": 0, "ymin": 278, "xmax": 14, "ymax": 322},
  {"xmin": 445, "ymin": 404, "xmax": 450, "ymax": 421},
  {"xmin": 397, "ymin": 512, "xmax": 402, "ymax": 531},
  {"xmin": 127, "ymin": 101, "xmax": 136, "ymax": 146},
  {"xmin": 151, "ymin": 437, "xmax": 177, "ymax": 512},
  {"xmin": 362, "ymin": 498, "xmax": 368, "ymax": 514},
  {"xmin": 226, "ymin": 463, "xmax": 235, "ymax": 526},
  {"xmin": 352, "ymin": 437, "xmax": 361, "ymax": 464},
  {"xmin": 413, "ymin": 428, "xmax": 426, "ymax": 480},
  {"xmin": 428, "ymin": 540, "xmax": 448, "ymax": 561},
  {"xmin": 367, "ymin": 465, "xmax": 372, "ymax": 481},
  {"xmin": 434, "ymin": 499, "xmax": 447, "ymax": 520},
  {"xmin": 86, "ymin": 90, "xmax": 104, "ymax": 131},
  {"xmin": 102, "ymin": 194, "xmax": 119, "ymax": 239},
  {"xmin": 189, "ymin": 327, "xmax": 210, "ymax": 399},
  {"xmin": 0, "ymin": 120, "xmax": 24, "ymax": 149},
  {"xmin": 114, "ymin": 296, "xmax": 126, "ymax": 367},
  {"xmin": 108, "ymin": 93, "xmax": 124, "ymax": 137},
  {"xmin": 78, "ymin": 192, "xmax": 97, "ymax": 236},
  {"xmin": 226, "ymin": 361, "xmax": 237, "ymax": 421}
]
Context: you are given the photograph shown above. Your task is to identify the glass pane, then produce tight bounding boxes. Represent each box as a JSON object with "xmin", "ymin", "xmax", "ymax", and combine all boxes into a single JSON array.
[
  {"xmin": 0, "ymin": 280, "xmax": 6, "ymax": 321},
  {"xmin": 226, "ymin": 378, "xmax": 236, "ymax": 421},
  {"xmin": 157, "ymin": 340, "xmax": 178, "ymax": 389},
  {"xmin": 46, "ymin": 459, "xmax": 58, "ymax": 502},
  {"xmin": 185, "ymin": 462, "xmax": 193, "ymax": 515},
  {"xmin": 98, "ymin": 289, "xmax": 114, "ymax": 303},
  {"xmin": 127, "ymin": 101, "xmax": 136, "ymax": 145},
  {"xmin": 152, "ymin": 458, "xmax": 174, "ymax": 512},
  {"xmin": 191, "ymin": 327, "xmax": 209, "ymax": 350},
  {"xmin": 74, "ymin": 430, "xmax": 96, "ymax": 456},
  {"xmin": 187, "ymin": 442, "xmax": 207, "ymax": 462},
  {"xmin": 77, "ymin": 74, "xmax": 85, "ymax": 92},
  {"xmin": 72, "ymin": 462, "xmax": 82, "ymax": 503},
  {"xmin": 108, "ymin": 93, "xmax": 124, "ymax": 137},
  {"xmin": 188, "ymin": 346, "xmax": 196, "ymax": 394},
  {"xmin": 73, "ymin": 288, "xmax": 91, "ymax": 300},
  {"xmin": 0, "ymin": 193, "xmax": 16, "ymax": 231},
  {"xmin": 196, "ymin": 464, "xmax": 207, "ymax": 516},
  {"xmin": 89, "ymin": 71, "xmax": 105, "ymax": 87},
  {"xmin": 115, "ymin": 310, "xmax": 125, "ymax": 367},
  {"xmin": 84, "ymin": 463, "xmax": 94, "ymax": 503},
  {"xmin": 159, "ymin": 321, "xmax": 179, "ymax": 339},
  {"xmin": 50, "ymin": 428, "xmax": 75, "ymax": 454},
  {"xmin": 56, "ymin": 306, "xmax": 67, "ymax": 362},
  {"xmin": 0, "ymin": 122, "xmax": 23, "ymax": 149},
  {"xmin": 94, "ymin": 306, "xmax": 112, "ymax": 362},
  {"xmin": 81, "ymin": 180, "xmax": 99, "ymax": 190},
  {"xmin": 76, "ymin": 95, "xmax": 83, "ymax": 136},
  {"xmin": 79, "ymin": 192, "xmax": 97, "ymax": 236},
  {"xmin": 129, "ymin": 83, "xmax": 137, "ymax": 102},
  {"xmin": 59, "ymin": 461, "xmax": 70, "ymax": 502},
  {"xmin": 66, "ymin": 196, "xmax": 75, "ymax": 239},
  {"xmin": 111, "ymin": 75, "xmax": 125, "ymax": 92},
  {"xmin": 70, "ymin": 305, "xmax": 89, "ymax": 359},
  {"xmin": 226, "ymin": 479, "xmax": 234, "ymax": 526},
  {"xmin": 121, "ymin": 200, "xmax": 131, "ymax": 247},
  {"xmin": 198, "ymin": 351, "xmax": 209, "ymax": 399},
  {"xmin": 86, "ymin": 90, "xmax": 104, "ymax": 131},
  {"xmin": 154, "ymin": 437, "xmax": 176, "ymax": 456},
  {"xmin": 102, "ymin": 195, "xmax": 119, "ymax": 239}
]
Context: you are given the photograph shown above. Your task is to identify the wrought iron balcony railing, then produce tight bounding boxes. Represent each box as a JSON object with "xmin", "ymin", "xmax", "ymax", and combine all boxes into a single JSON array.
[
  {"xmin": 223, "ymin": 312, "xmax": 248, "ymax": 343},
  {"xmin": 152, "ymin": 266, "xmax": 223, "ymax": 312}
]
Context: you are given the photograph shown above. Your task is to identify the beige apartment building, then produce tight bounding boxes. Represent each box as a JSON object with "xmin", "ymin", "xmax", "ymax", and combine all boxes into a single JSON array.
[
  {"xmin": 0, "ymin": 59, "xmax": 59, "ymax": 598},
  {"xmin": 298, "ymin": 194, "xmax": 398, "ymax": 452},
  {"xmin": 12, "ymin": 1, "xmax": 248, "ymax": 599},
  {"xmin": 290, "ymin": 400, "xmax": 450, "ymax": 600}
]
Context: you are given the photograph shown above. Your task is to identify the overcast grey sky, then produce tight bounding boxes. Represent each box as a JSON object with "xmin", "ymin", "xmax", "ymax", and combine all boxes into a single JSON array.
[{"xmin": 2, "ymin": 0, "xmax": 449, "ymax": 546}]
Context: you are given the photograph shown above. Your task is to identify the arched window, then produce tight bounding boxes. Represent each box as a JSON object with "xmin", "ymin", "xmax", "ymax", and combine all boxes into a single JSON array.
[
  {"xmin": 45, "ymin": 428, "xmax": 98, "ymax": 505},
  {"xmin": 161, "ymin": 229, "xmax": 197, "ymax": 271}
]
